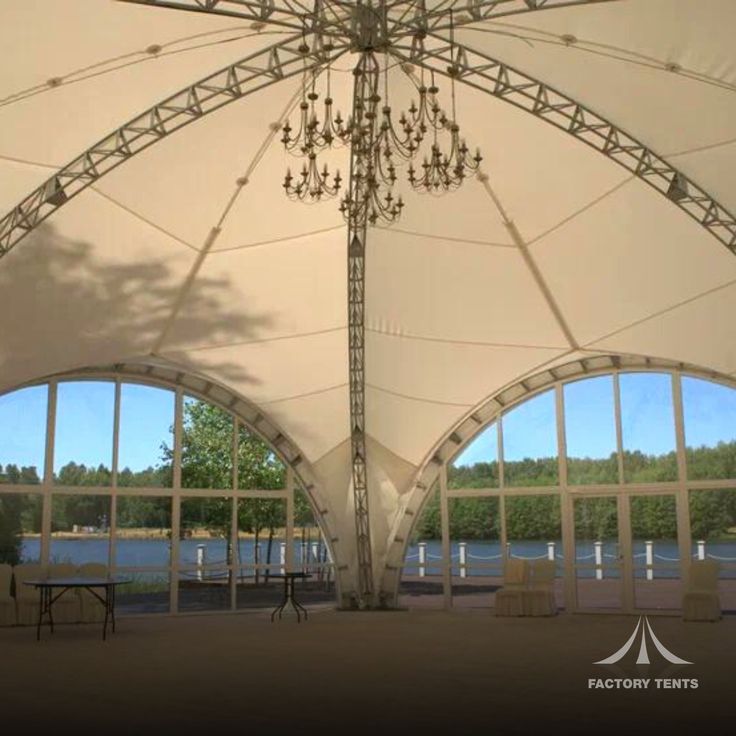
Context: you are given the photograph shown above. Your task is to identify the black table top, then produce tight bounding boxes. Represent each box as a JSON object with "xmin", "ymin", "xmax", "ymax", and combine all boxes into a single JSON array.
[
  {"xmin": 270, "ymin": 572, "xmax": 312, "ymax": 579},
  {"xmin": 22, "ymin": 577, "xmax": 131, "ymax": 588}
]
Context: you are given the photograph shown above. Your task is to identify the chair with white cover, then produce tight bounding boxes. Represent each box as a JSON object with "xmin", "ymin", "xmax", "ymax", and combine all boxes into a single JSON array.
[
  {"xmin": 683, "ymin": 559, "xmax": 721, "ymax": 622},
  {"xmin": 47, "ymin": 563, "xmax": 82, "ymax": 623},
  {"xmin": 13, "ymin": 563, "xmax": 47, "ymax": 625},
  {"xmin": 0, "ymin": 564, "xmax": 16, "ymax": 626},
  {"xmin": 494, "ymin": 558, "xmax": 529, "ymax": 616},
  {"xmin": 78, "ymin": 562, "xmax": 108, "ymax": 623},
  {"xmin": 521, "ymin": 559, "xmax": 557, "ymax": 616}
]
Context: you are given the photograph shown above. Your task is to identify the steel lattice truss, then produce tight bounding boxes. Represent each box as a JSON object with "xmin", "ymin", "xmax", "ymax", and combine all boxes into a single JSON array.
[
  {"xmin": 389, "ymin": 33, "xmax": 736, "ymax": 250},
  {"xmin": 3, "ymin": 0, "xmax": 736, "ymax": 606},
  {"xmin": 343, "ymin": 51, "xmax": 387, "ymax": 604}
]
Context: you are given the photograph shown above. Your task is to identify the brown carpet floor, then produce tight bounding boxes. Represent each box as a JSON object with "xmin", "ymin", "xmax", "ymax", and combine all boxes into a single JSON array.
[{"xmin": 0, "ymin": 608, "xmax": 733, "ymax": 734}]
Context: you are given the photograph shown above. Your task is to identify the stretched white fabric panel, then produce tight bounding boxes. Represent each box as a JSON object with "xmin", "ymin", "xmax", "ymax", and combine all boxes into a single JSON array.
[
  {"xmin": 0, "ymin": 191, "xmax": 193, "ymax": 391},
  {"xmin": 1, "ymin": 0, "xmax": 736, "ymax": 498},
  {"xmin": 531, "ymin": 176, "xmax": 736, "ymax": 347},
  {"xmin": 593, "ymin": 283, "xmax": 736, "ymax": 377}
]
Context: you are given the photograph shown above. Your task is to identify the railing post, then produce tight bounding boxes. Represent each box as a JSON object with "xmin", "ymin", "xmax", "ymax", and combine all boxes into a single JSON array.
[
  {"xmin": 697, "ymin": 540, "xmax": 706, "ymax": 561},
  {"xmin": 645, "ymin": 540, "xmax": 654, "ymax": 580},
  {"xmin": 459, "ymin": 542, "xmax": 467, "ymax": 579},
  {"xmin": 547, "ymin": 541, "xmax": 555, "ymax": 561},
  {"xmin": 594, "ymin": 541, "xmax": 603, "ymax": 580},
  {"xmin": 279, "ymin": 542, "xmax": 286, "ymax": 574},
  {"xmin": 196, "ymin": 543, "xmax": 206, "ymax": 582},
  {"xmin": 418, "ymin": 542, "xmax": 427, "ymax": 578}
]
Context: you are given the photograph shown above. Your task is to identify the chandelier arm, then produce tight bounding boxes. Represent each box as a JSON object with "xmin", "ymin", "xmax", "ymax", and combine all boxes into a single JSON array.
[
  {"xmin": 388, "ymin": 38, "xmax": 736, "ymax": 252},
  {"xmin": 385, "ymin": 0, "xmax": 624, "ymax": 37},
  {"xmin": 0, "ymin": 36, "xmax": 350, "ymax": 258},
  {"xmin": 116, "ymin": 0, "xmax": 353, "ymax": 39}
]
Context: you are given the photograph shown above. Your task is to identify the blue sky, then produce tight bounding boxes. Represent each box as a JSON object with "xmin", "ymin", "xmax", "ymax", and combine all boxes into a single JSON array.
[
  {"xmin": 0, "ymin": 374, "xmax": 735, "ymax": 473},
  {"xmin": 0, "ymin": 381, "xmax": 174, "ymax": 475},
  {"xmin": 453, "ymin": 373, "xmax": 736, "ymax": 467}
]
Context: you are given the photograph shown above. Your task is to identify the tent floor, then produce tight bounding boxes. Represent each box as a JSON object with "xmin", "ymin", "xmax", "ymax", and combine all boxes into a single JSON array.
[{"xmin": 1, "ymin": 607, "xmax": 733, "ymax": 732}]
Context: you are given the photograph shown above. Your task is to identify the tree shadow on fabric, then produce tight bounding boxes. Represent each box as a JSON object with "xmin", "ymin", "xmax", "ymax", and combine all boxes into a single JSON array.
[{"xmin": 0, "ymin": 223, "xmax": 274, "ymax": 388}]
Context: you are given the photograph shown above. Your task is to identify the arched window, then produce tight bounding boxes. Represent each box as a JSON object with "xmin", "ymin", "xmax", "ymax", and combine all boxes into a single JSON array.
[
  {"xmin": 400, "ymin": 369, "xmax": 736, "ymax": 614},
  {"xmin": 0, "ymin": 375, "xmax": 334, "ymax": 617}
]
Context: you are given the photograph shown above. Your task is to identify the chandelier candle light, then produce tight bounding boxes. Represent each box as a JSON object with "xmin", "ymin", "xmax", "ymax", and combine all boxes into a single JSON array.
[{"xmin": 281, "ymin": 36, "xmax": 481, "ymax": 224}]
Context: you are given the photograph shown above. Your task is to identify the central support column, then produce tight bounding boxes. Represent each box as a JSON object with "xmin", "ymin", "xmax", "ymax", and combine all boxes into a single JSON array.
[{"xmin": 346, "ymin": 50, "xmax": 381, "ymax": 607}]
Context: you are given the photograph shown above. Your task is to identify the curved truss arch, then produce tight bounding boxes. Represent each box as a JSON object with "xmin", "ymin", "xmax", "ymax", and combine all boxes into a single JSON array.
[
  {"xmin": 0, "ymin": 33, "xmax": 350, "ymax": 257},
  {"xmin": 118, "ymin": 1, "xmax": 623, "ymax": 44},
  {"xmin": 3, "ymin": 360, "xmax": 345, "ymax": 601},
  {"xmin": 389, "ymin": 33, "xmax": 736, "ymax": 252},
  {"xmin": 379, "ymin": 353, "xmax": 736, "ymax": 603}
]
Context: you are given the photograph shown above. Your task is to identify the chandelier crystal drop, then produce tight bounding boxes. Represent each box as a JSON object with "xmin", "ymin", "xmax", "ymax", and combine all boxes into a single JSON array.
[{"xmin": 280, "ymin": 50, "xmax": 481, "ymax": 225}]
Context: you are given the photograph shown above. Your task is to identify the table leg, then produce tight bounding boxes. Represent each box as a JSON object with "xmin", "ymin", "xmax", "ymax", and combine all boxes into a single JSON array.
[
  {"xmin": 102, "ymin": 586, "xmax": 110, "ymax": 641},
  {"xmin": 289, "ymin": 579, "xmax": 308, "ymax": 623},
  {"xmin": 271, "ymin": 578, "xmax": 289, "ymax": 623},
  {"xmin": 110, "ymin": 584, "xmax": 116, "ymax": 634},
  {"xmin": 35, "ymin": 588, "xmax": 44, "ymax": 642}
]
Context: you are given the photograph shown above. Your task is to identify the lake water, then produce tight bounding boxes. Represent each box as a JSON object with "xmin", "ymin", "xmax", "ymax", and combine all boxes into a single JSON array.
[
  {"xmin": 21, "ymin": 537, "xmax": 326, "ymax": 568},
  {"xmin": 20, "ymin": 537, "xmax": 736, "ymax": 578}
]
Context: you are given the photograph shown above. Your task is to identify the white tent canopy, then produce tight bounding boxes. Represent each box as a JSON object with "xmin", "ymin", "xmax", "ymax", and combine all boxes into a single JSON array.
[{"xmin": 2, "ymin": 0, "xmax": 736, "ymax": 604}]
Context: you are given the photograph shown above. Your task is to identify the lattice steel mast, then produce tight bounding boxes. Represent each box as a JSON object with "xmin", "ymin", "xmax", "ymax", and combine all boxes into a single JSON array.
[{"xmin": 345, "ymin": 49, "xmax": 383, "ymax": 606}]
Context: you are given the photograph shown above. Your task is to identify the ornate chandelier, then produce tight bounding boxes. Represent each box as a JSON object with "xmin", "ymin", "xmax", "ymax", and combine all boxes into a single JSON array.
[{"xmin": 281, "ymin": 47, "xmax": 481, "ymax": 225}]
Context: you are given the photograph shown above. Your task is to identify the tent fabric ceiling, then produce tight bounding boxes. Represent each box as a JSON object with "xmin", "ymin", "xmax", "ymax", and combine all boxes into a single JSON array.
[{"xmin": 1, "ymin": 0, "xmax": 736, "ymax": 484}]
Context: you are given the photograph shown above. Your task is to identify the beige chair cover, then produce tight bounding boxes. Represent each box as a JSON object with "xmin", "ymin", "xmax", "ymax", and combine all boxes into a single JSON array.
[
  {"xmin": 521, "ymin": 559, "xmax": 557, "ymax": 617},
  {"xmin": 683, "ymin": 560, "xmax": 721, "ymax": 622},
  {"xmin": 495, "ymin": 559, "xmax": 529, "ymax": 617},
  {"xmin": 13, "ymin": 563, "xmax": 47, "ymax": 625}
]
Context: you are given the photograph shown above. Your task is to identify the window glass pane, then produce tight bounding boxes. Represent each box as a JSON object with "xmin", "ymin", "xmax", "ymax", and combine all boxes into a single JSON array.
[
  {"xmin": 181, "ymin": 397, "xmax": 233, "ymax": 490},
  {"xmin": 564, "ymin": 376, "xmax": 618, "ymax": 485},
  {"xmin": 448, "ymin": 424, "xmax": 498, "ymax": 489},
  {"xmin": 237, "ymin": 424, "xmax": 286, "ymax": 490},
  {"xmin": 0, "ymin": 493, "xmax": 42, "ymax": 564},
  {"xmin": 50, "ymin": 494, "xmax": 111, "ymax": 565},
  {"xmin": 506, "ymin": 494, "xmax": 563, "ymax": 611},
  {"xmin": 54, "ymin": 381, "xmax": 114, "ymax": 486},
  {"xmin": 502, "ymin": 390, "xmax": 558, "ymax": 487},
  {"xmin": 574, "ymin": 496, "xmax": 620, "ymax": 610},
  {"xmin": 0, "ymin": 385, "xmax": 47, "ymax": 484},
  {"xmin": 118, "ymin": 383, "xmax": 174, "ymax": 487},
  {"xmin": 620, "ymin": 373, "xmax": 677, "ymax": 483},
  {"xmin": 179, "ymin": 497, "xmax": 231, "ymax": 612},
  {"xmin": 630, "ymin": 495, "xmax": 680, "ymax": 610},
  {"xmin": 293, "ymin": 487, "xmax": 332, "ymax": 576},
  {"xmin": 115, "ymin": 496, "xmax": 172, "ymax": 567},
  {"xmin": 506, "ymin": 495, "xmax": 562, "ymax": 565},
  {"xmin": 117, "ymin": 572, "xmax": 170, "ymax": 615},
  {"xmin": 688, "ymin": 489, "xmax": 736, "ymax": 613},
  {"xmin": 399, "ymin": 486, "xmax": 444, "ymax": 608},
  {"xmin": 449, "ymin": 496, "xmax": 502, "ymax": 609},
  {"xmin": 682, "ymin": 377, "xmax": 736, "ymax": 481},
  {"xmin": 237, "ymin": 498, "xmax": 287, "ymax": 610}
]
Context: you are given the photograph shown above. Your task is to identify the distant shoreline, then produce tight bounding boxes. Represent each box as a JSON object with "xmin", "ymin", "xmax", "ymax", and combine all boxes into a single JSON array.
[{"xmin": 23, "ymin": 527, "xmax": 320, "ymax": 541}]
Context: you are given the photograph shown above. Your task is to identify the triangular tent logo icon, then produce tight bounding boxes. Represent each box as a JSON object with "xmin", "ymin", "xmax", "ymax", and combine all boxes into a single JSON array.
[{"xmin": 594, "ymin": 617, "xmax": 692, "ymax": 665}]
